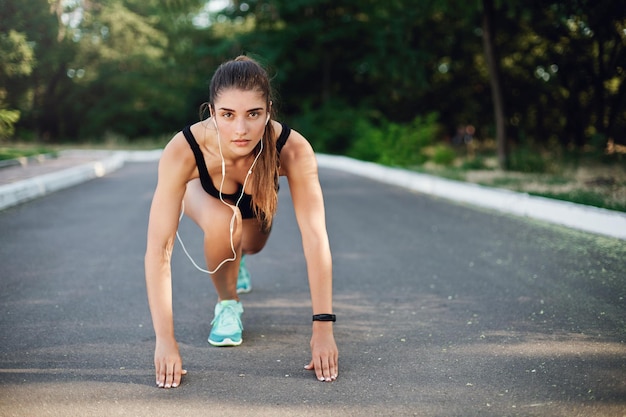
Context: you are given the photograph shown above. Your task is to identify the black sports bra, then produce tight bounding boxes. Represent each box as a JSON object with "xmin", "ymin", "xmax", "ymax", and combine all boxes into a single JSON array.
[{"xmin": 182, "ymin": 123, "xmax": 291, "ymax": 215}]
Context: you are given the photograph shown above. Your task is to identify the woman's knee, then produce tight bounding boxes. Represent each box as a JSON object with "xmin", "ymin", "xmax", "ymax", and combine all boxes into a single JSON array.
[
  {"xmin": 243, "ymin": 244, "xmax": 263, "ymax": 255},
  {"xmin": 186, "ymin": 197, "xmax": 241, "ymax": 236},
  {"xmin": 203, "ymin": 206, "xmax": 242, "ymax": 239},
  {"xmin": 242, "ymin": 220, "xmax": 270, "ymax": 254}
]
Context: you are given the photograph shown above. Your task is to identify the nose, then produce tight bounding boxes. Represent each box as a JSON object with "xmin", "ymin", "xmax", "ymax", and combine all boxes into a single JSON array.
[{"xmin": 234, "ymin": 117, "xmax": 248, "ymax": 137}]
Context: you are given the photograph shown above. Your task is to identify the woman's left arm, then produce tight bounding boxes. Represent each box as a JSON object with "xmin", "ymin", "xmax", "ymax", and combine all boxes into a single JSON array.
[{"xmin": 281, "ymin": 130, "xmax": 338, "ymax": 382}]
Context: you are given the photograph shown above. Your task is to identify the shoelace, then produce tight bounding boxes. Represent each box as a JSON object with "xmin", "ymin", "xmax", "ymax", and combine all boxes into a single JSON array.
[{"xmin": 212, "ymin": 304, "xmax": 242, "ymax": 328}]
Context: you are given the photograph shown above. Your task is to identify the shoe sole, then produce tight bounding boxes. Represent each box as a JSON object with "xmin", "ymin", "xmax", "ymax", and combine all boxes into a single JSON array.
[{"xmin": 208, "ymin": 337, "xmax": 243, "ymax": 347}]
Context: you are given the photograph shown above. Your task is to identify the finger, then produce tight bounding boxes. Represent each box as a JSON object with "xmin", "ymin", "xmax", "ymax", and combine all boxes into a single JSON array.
[
  {"xmin": 321, "ymin": 356, "xmax": 332, "ymax": 382},
  {"xmin": 164, "ymin": 364, "xmax": 175, "ymax": 389},
  {"xmin": 305, "ymin": 358, "xmax": 323, "ymax": 379},
  {"xmin": 331, "ymin": 356, "xmax": 338, "ymax": 381},
  {"xmin": 313, "ymin": 357, "xmax": 325, "ymax": 382},
  {"xmin": 155, "ymin": 361, "xmax": 165, "ymax": 388},
  {"xmin": 171, "ymin": 366, "xmax": 187, "ymax": 388}
]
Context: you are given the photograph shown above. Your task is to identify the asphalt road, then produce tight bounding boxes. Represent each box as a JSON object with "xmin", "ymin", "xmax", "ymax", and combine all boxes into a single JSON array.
[{"xmin": 1, "ymin": 161, "xmax": 625, "ymax": 417}]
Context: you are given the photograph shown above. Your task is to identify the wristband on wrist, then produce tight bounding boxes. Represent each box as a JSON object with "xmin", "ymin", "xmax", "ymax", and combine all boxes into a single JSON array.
[{"xmin": 312, "ymin": 314, "xmax": 336, "ymax": 322}]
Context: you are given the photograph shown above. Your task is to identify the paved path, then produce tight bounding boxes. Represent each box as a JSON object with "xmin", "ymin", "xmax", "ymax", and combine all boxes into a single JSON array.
[{"xmin": 0, "ymin": 158, "xmax": 625, "ymax": 416}]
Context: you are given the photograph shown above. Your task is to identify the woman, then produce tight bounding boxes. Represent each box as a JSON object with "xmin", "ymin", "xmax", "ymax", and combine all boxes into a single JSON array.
[{"xmin": 145, "ymin": 56, "xmax": 338, "ymax": 389}]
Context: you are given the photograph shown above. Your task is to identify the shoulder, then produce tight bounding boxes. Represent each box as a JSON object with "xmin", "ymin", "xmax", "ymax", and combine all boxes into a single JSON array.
[
  {"xmin": 275, "ymin": 123, "xmax": 317, "ymax": 178},
  {"xmin": 162, "ymin": 121, "xmax": 210, "ymax": 162},
  {"xmin": 161, "ymin": 130, "xmax": 190, "ymax": 164},
  {"xmin": 157, "ymin": 127, "xmax": 197, "ymax": 183}
]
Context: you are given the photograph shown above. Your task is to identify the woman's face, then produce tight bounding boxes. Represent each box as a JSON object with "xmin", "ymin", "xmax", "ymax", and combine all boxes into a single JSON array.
[{"xmin": 212, "ymin": 88, "xmax": 269, "ymax": 156}]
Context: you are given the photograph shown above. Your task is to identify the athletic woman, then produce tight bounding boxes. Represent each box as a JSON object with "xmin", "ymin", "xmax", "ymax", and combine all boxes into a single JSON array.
[{"xmin": 145, "ymin": 56, "xmax": 338, "ymax": 389}]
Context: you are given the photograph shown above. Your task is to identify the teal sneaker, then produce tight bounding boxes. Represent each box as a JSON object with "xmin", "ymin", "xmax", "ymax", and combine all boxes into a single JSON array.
[
  {"xmin": 236, "ymin": 255, "xmax": 252, "ymax": 294},
  {"xmin": 208, "ymin": 300, "xmax": 244, "ymax": 347}
]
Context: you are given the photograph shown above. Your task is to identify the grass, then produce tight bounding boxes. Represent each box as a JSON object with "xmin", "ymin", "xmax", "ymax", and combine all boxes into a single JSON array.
[
  {"xmin": 0, "ymin": 147, "xmax": 58, "ymax": 160},
  {"xmin": 416, "ymin": 150, "xmax": 626, "ymax": 212}
]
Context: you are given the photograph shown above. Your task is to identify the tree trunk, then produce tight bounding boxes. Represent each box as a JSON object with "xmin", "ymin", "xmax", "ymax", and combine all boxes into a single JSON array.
[{"xmin": 481, "ymin": 0, "xmax": 508, "ymax": 169}]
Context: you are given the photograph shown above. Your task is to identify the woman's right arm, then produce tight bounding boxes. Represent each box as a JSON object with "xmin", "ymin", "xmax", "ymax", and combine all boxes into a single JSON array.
[{"xmin": 145, "ymin": 135, "xmax": 192, "ymax": 388}]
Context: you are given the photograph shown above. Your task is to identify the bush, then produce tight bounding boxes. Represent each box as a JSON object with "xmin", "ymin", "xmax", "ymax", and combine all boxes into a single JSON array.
[
  {"xmin": 292, "ymin": 104, "xmax": 442, "ymax": 168},
  {"xmin": 461, "ymin": 157, "xmax": 488, "ymax": 170},
  {"xmin": 348, "ymin": 112, "xmax": 440, "ymax": 167},
  {"xmin": 348, "ymin": 117, "xmax": 386, "ymax": 162},
  {"xmin": 291, "ymin": 99, "xmax": 370, "ymax": 154},
  {"xmin": 431, "ymin": 144, "xmax": 456, "ymax": 166}
]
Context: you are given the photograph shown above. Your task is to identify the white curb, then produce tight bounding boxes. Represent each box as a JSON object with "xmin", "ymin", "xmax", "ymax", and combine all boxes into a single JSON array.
[
  {"xmin": 0, "ymin": 152, "xmax": 125, "ymax": 211},
  {"xmin": 315, "ymin": 154, "xmax": 626, "ymax": 240}
]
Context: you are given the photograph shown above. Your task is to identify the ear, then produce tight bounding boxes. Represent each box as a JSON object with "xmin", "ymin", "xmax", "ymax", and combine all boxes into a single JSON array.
[
  {"xmin": 266, "ymin": 101, "xmax": 272, "ymax": 125},
  {"xmin": 210, "ymin": 106, "xmax": 217, "ymax": 127}
]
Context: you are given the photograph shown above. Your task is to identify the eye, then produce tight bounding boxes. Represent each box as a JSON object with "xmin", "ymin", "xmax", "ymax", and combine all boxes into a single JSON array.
[
  {"xmin": 221, "ymin": 112, "xmax": 233, "ymax": 118},
  {"xmin": 249, "ymin": 111, "xmax": 260, "ymax": 118}
]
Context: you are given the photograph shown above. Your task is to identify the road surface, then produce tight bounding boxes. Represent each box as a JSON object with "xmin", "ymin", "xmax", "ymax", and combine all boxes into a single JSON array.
[{"xmin": 1, "ymin": 161, "xmax": 624, "ymax": 416}]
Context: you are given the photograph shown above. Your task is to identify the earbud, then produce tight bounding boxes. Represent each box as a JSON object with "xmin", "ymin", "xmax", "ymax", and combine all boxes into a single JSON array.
[
  {"xmin": 266, "ymin": 114, "xmax": 270, "ymax": 125},
  {"xmin": 213, "ymin": 117, "xmax": 217, "ymax": 128}
]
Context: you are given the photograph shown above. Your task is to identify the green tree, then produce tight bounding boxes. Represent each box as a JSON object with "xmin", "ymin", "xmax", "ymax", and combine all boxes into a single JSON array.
[
  {"xmin": 58, "ymin": 0, "xmax": 208, "ymax": 139},
  {"xmin": 2, "ymin": 0, "xmax": 207, "ymax": 141},
  {"xmin": 1, "ymin": 0, "xmax": 65, "ymax": 140},
  {"xmin": 210, "ymin": 0, "xmax": 453, "ymax": 153},
  {"xmin": 0, "ymin": 30, "xmax": 35, "ymax": 139},
  {"xmin": 527, "ymin": 1, "xmax": 625, "ymax": 150},
  {"xmin": 3, "ymin": 0, "xmax": 622, "ymax": 159}
]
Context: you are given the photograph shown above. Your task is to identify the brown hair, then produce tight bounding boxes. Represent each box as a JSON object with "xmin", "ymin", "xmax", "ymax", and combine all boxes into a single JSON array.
[{"xmin": 208, "ymin": 56, "xmax": 278, "ymax": 232}]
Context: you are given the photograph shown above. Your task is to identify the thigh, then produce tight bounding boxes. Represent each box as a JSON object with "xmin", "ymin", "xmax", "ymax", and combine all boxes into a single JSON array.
[
  {"xmin": 183, "ymin": 179, "xmax": 239, "ymax": 234},
  {"xmin": 184, "ymin": 179, "xmax": 271, "ymax": 254}
]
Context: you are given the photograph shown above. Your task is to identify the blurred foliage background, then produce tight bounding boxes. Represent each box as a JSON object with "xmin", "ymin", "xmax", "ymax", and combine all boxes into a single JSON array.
[{"xmin": 1, "ymin": 0, "xmax": 625, "ymax": 171}]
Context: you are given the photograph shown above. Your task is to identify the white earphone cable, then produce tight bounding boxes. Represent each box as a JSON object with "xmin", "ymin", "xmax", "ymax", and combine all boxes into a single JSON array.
[{"xmin": 175, "ymin": 116, "xmax": 264, "ymax": 274}]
